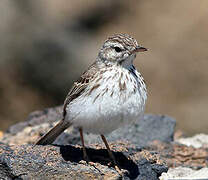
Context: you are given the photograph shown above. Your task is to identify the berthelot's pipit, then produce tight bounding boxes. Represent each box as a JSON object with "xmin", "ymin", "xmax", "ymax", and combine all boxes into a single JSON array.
[{"xmin": 35, "ymin": 33, "xmax": 147, "ymax": 170}]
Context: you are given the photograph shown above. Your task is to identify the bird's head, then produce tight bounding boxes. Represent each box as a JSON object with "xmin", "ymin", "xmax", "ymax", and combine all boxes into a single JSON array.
[{"xmin": 98, "ymin": 33, "xmax": 147, "ymax": 67}]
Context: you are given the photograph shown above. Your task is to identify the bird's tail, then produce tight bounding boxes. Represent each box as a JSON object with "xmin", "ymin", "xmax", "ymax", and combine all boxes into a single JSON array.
[{"xmin": 35, "ymin": 120, "xmax": 72, "ymax": 145}]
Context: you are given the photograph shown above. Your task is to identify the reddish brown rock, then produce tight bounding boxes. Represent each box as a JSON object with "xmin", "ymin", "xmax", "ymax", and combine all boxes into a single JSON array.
[{"xmin": 148, "ymin": 140, "xmax": 208, "ymax": 169}]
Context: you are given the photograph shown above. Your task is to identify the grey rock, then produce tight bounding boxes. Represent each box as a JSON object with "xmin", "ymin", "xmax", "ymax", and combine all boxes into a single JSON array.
[
  {"xmin": 0, "ymin": 142, "xmax": 168, "ymax": 180},
  {"xmin": 6, "ymin": 106, "xmax": 62, "ymax": 135},
  {"xmin": 108, "ymin": 114, "xmax": 176, "ymax": 147}
]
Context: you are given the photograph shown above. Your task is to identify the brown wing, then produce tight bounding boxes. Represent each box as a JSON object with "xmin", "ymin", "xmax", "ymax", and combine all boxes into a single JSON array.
[{"xmin": 63, "ymin": 61, "xmax": 98, "ymax": 118}]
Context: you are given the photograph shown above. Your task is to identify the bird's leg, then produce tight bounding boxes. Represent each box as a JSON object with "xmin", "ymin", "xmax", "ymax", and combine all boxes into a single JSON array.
[
  {"xmin": 79, "ymin": 128, "xmax": 90, "ymax": 162},
  {"xmin": 101, "ymin": 134, "xmax": 121, "ymax": 172}
]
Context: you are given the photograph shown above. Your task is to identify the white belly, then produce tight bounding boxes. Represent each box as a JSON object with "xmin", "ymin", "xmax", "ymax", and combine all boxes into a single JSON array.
[{"xmin": 65, "ymin": 66, "xmax": 147, "ymax": 134}]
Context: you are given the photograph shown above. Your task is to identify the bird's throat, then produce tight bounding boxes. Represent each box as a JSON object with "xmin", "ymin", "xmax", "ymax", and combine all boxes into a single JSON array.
[{"xmin": 120, "ymin": 54, "xmax": 136, "ymax": 68}]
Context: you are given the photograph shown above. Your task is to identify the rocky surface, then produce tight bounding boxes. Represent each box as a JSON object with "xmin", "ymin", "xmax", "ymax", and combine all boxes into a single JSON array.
[
  {"xmin": 148, "ymin": 141, "xmax": 208, "ymax": 169},
  {"xmin": 0, "ymin": 142, "xmax": 168, "ymax": 180},
  {"xmin": 0, "ymin": 107, "xmax": 208, "ymax": 179}
]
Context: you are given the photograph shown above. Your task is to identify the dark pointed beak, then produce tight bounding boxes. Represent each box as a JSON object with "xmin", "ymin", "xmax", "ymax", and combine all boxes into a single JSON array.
[{"xmin": 133, "ymin": 46, "xmax": 148, "ymax": 53}]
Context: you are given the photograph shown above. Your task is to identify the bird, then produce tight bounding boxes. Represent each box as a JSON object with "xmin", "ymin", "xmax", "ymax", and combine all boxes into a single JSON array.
[{"xmin": 35, "ymin": 33, "xmax": 147, "ymax": 169}]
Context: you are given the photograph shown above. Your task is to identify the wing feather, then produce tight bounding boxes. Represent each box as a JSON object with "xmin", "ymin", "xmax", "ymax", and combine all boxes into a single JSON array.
[{"xmin": 63, "ymin": 62, "xmax": 98, "ymax": 117}]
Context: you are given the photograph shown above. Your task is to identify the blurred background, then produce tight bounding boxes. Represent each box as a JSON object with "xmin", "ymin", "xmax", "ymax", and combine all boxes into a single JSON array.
[{"xmin": 0, "ymin": 0, "xmax": 207, "ymax": 135}]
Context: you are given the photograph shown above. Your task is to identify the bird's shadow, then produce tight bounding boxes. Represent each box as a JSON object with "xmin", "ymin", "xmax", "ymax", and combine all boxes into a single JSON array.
[{"xmin": 55, "ymin": 144, "xmax": 139, "ymax": 179}]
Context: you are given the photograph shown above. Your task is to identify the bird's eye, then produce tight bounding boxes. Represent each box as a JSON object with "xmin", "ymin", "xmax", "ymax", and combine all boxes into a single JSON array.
[{"xmin": 114, "ymin": 47, "xmax": 122, "ymax": 52}]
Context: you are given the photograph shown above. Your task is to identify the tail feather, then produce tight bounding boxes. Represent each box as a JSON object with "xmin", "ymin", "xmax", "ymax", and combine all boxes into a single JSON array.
[{"xmin": 35, "ymin": 120, "xmax": 71, "ymax": 145}]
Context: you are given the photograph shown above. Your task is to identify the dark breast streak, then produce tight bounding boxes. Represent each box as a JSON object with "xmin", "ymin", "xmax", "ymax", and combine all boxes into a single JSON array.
[{"xmin": 128, "ymin": 65, "xmax": 141, "ymax": 88}]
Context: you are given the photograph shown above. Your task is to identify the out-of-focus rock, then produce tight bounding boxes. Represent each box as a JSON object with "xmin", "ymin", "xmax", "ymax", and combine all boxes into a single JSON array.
[
  {"xmin": 173, "ymin": 129, "xmax": 185, "ymax": 140},
  {"xmin": 148, "ymin": 141, "xmax": 208, "ymax": 169},
  {"xmin": 108, "ymin": 114, "xmax": 175, "ymax": 147},
  {"xmin": 6, "ymin": 106, "xmax": 62, "ymax": 135},
  {"xmin": 160, "ymin": 167, "xmax": 208, "ymax": 180},
  {"xmin": 176, "ymin": 133, "xmax": 208, "ymax": 148}
]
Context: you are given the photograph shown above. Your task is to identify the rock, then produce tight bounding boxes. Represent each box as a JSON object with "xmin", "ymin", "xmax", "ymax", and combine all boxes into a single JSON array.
[
  {"xmin": 1, "ymin": 107, "xmax": 176, "ymax": 148},
  {"xmin": 108, "ymin": 114, "xmax": 176, "ymax": 147},
  {"xmin": 1, "ymin": 139, "xmax": 207, "ymax": 180},
  {"xmin": 1, "ymin": 106, "xmax": 63, "ymax": 145},
  {"xmin": 1, "ymin": 107, "xmax": 208, "ymax": 179},
  {"xmin": 176, "ymin": 133, "xmax": 208, "ymax": 148},
  {"xmin": 148, "ymin": 140, "xmax": 208, "ymax": 169},
  {"xmin": 6, "ymin": 106, "xmax": 62, "ymax": 135},
  {"xmin": 4, "ymin": 107, "xmax": 208, "ymax": 179},
  {"xmin": 0, "ymin": 107, "xmax": 177, "ymax": 179},
  {"xmin": 0, "ymin": 142, "xmax": 168, "ymax": 180},
  {"xmin": 160, "ymin": 167, "xmax": 208, "ymax": 180}
]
